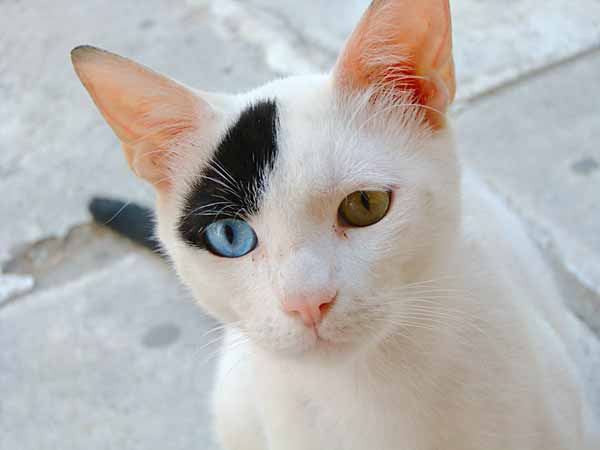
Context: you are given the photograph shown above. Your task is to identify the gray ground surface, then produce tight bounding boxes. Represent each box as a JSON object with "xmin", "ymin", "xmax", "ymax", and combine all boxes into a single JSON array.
[{"xmin": 1, "ymin": 1, "xmax": 599, "ymax": 449}]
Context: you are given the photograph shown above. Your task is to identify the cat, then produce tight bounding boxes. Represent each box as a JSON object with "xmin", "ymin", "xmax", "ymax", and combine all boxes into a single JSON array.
[{"xmin": 71, "ymin": 0, "xmax": 599, "ymax": 448}]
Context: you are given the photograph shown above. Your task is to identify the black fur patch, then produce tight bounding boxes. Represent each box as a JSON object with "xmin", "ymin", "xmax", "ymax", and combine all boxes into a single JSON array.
[{"xmin": 178, "ymin": 100, "xmax": 279, "ymax": 249}]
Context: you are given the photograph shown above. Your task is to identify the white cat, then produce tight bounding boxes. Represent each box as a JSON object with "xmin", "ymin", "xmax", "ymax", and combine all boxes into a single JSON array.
[{"xmin": 71, "ymin": 0, "xmax": 599, "ymax": 448}]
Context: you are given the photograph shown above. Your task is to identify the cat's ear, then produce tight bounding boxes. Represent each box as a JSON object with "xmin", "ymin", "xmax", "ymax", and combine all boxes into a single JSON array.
[
  {"xmin": 334, "ymin": 0, "xmax": 455, "ymax": 129},
  {"xmin": 71, "ymin": 45, "xmax": 213, "ymax": 189}
]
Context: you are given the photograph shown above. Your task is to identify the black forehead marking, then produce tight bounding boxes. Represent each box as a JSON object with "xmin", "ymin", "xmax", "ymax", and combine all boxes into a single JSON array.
[{"xmin": 178, "ymin": 99, "xmax": 279, "ymax": 249}]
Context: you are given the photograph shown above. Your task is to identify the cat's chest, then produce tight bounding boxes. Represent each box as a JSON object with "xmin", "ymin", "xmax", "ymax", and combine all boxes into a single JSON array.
[{"xmin": 253, "ymin": 362, "xmax": 429, "ymax": 450}]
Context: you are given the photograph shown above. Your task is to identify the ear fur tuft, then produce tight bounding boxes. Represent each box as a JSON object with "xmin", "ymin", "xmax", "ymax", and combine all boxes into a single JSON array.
[{"xmin": 335, "ymin": 0, "xmax": 455, "ymax": 129}]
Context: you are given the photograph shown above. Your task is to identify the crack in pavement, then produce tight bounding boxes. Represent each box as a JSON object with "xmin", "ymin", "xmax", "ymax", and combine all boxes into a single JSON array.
[{"xmin": 1, "ymin": 222, "xmax": 153, "ymax": 305}]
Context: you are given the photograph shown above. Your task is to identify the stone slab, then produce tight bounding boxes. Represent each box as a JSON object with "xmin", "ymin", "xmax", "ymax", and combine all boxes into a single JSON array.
[
  {"xmin": 455, "ymin": 49, "xmax": 600, "ymax": 330},
  {"xmin": 0, "ymin": 252, "xmax": 220, "ymax": 450}
]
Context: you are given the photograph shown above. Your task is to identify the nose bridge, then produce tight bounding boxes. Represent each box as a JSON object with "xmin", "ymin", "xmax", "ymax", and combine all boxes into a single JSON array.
[
  {"xmin": 280, "ymin": 244, "xmax": 333, "ymax": 295},
  {"xmin": 279, "ymin": 245, "xmax": 337, "ymax": 327}
]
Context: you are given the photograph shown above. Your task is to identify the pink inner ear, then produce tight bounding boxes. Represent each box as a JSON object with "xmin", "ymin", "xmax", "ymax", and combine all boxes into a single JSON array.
[
  {"xmin": 72, "ymin": 47, "xmax": 208, "ymax": 188},
  {"xmin": 335, "ymin": 0, "xmax": 455, "ymax": 129},
  {"xmin": 76, "ymin": 58, "xmax": 200, "ymax": 145}
]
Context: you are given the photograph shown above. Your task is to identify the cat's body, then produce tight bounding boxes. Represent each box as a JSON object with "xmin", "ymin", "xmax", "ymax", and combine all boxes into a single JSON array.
[{"xmin": 71, "ymin": 0, "xmax": 599, "ymax": 448}]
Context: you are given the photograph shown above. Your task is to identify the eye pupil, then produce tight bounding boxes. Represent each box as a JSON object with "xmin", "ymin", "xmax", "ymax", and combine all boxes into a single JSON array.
[
  {"xmin": 203, "ymin": 219, "xmax": 257, "ymax": 258},
  {"xmin": 359, "ymin": 191, "xmax": 370, "ymax": 211},
  {"xmin": 224, "ymin": 224, "xmax": 235, "ymax": 244}
]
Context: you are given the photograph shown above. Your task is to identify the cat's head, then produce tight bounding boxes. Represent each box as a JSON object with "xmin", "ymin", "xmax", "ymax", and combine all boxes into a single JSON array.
[{"xmin": 72, "ymin": 0, "xmax": 459, "ymax": 360}]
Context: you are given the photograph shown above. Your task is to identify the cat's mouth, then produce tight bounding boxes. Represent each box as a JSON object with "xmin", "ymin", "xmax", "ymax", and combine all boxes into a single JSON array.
[
  {"xmin": 263, "ymin": 324, "xmax": 349, "ymax": 359},
  {"xmin": 304, "ymin": 325, "xmax": 357, "ymax": 357},
  {"xmin": 313, "ymin": 328, "xmax": 334, "ymax": 346}
]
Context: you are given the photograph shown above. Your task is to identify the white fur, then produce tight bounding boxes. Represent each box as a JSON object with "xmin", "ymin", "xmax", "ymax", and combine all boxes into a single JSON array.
[{"xmin": 155, "ymin": 74, "xmax": 599, "ymax": 449}]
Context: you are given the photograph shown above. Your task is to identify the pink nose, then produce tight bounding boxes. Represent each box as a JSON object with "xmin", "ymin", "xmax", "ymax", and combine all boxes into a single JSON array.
[{"xmin": 282, "ymin": 294, "xmax": 336, "ymax": 327}]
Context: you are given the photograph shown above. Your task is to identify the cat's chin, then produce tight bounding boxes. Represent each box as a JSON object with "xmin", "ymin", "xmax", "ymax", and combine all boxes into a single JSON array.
[{"xmin": 259, "ymin": 333, "xmax": 360, "ymax": 366}]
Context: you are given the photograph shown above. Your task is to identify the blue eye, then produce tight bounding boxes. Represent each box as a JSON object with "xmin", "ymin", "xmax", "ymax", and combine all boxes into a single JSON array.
[{"xmin": 203, "ymin": 219, "xmax": 258, "ymax": 258}]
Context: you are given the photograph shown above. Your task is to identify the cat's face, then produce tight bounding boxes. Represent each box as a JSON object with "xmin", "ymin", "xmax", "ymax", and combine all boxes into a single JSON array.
[
  {"xmin": 72, "ymin": 0, "xmax": 458, "ymax": 360},
  {"xmin": 158, "ymin": 77, "xmax": 459, "ymax": 358}
]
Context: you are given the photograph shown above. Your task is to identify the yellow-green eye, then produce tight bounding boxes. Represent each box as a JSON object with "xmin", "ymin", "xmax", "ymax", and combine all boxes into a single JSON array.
[{"xmin": 338, "ymin": 190, "xmax": 391, "ymax": 227}]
